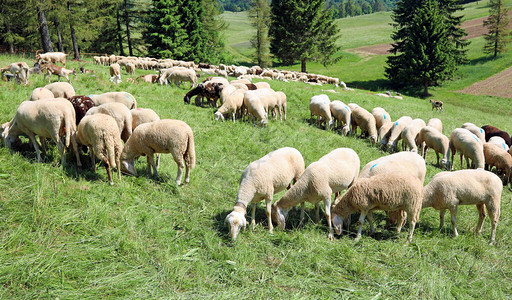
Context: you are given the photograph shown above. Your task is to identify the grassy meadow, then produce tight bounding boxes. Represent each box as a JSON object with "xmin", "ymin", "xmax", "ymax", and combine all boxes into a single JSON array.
[{"xmin": 1, "ymin": 0, "xmax": 512, "ymax": 297}]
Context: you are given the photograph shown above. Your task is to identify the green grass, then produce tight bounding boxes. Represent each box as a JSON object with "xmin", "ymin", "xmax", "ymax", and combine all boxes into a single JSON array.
[{"xmin": 1, "ymin": 52, "xmax": 512, "ymax": 298}]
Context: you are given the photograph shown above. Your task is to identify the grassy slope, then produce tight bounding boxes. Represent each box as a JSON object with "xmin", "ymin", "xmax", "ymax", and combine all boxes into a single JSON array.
[{"xmin": 0, "ymin": 54, "xmax": 512, "ymax": 298}]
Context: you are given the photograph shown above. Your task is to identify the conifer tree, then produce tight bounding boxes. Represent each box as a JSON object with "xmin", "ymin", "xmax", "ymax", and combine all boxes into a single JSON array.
[
  {"xmin": 269, "ymin": 0, "xmax": 340, "ymax": 72},
  {"xmin": 483, "ymin": 0, "xmax": 511, "ymax": 57},
  {"xmin": 249, "ymin": 0, "xmax": 271, "ymax": 67}
]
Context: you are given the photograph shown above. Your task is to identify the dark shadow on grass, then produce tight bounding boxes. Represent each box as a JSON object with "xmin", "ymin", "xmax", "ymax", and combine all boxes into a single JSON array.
[
  {"xmin": 468, "ymin": 55, "xmax": 495, "ymax": 66},
  {"xmin": 346, "ymin": 79, "xmax": 391, "ymax": 92}
]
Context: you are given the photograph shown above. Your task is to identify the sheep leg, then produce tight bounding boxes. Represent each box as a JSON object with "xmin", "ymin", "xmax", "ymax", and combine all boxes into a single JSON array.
[
  {"xmin": 487, "ymin": 204, "xmax": 499, "ymax": 245},
  {"xmin": 147, "ymin": 154, "xmax": 159, "ymax": 178},
  {"xmin": 435, "ymin": 152, "xmax": 440, "ymax": 166},
  {"xmin": 449, "ymin": 208, "xmax": 459, "ymax": 237},
  {"xmin": 39, "ymin": 137, "xmax": 47, "ymax": 154},
  {"xmin": 184, "ymin": 163, "xmax": 191, "ymax": 184},
  {"xmin": 104, "ymin": 157, "xmax": 114, "ymax": 186},
  {"xmin": 117, "ymin": 156, "xmax": 121, "ymax": 180},
  {"xmin": 299, "ymin": 202, "xmax": 305, "ymax": 223},
  {"xmin": 439, "ymin": 209, "xmax": 445, "ymax": 230},
  {"xmin": 475, "ymin": 203, "xmax": 486, "ymax": 234},
  {"xmin": 156, "ymin": 154, "xmax": 161, "ymax": 169},
  {"xmin": 146, "ymin": 156, "xmax": 152, "ymax": 175},
  {"xmin": 55, "ymin": 139, "xmax": 66, "ymax": 166},
  {"xmin": 396, "ymin": 210, "xmax": 407, "ymax": 234},
  {"xmin": 251, "ymin": 203, "xmax": 256, "ymax": 229},
  {"xmin": 173, "ymin": 155, "xmax": 185, "ymax": 185},
  {"xmin": 465, "ymin": 157, "xmax": 470, "ymax": 169},
  {"xmin": 26, "ymin": 132, "xmax": 42, "ymax": 162},
  {"xmin": 265, "ymin": 197, "xmax": 273, "ymax": 233},
  {"xmin": 356, "ymin": 212, "xmax": 367, "ymax": 240},
  {"xmin": 314, "ymin": 202, "xmax": 320, "ymax": 222},
  {"xmin": 407, "ymin": 210, "xmax": 419, "ymax": 242},
  {"xmin": 367, "ymin": 211, "xmax": 375, "ymax": 235},
  {"xmin": 71, "ymin": 135, "xmax": 81, "ymax": 167},
  {"xmin": 324, "ymin": 198, "xmax": 334, "ymax": 241},
  {"xmin": 460, "ymin": 153, "xmax": 463, "ymax": 169},
  {"xmin": 89, "ymin": 147, "xmax": 96, "ymax": 171}
]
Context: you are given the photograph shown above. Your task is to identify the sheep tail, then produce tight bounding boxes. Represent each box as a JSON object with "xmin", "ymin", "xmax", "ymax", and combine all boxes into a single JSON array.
[
  {"xmin": 104, "ymin": 132, "xmax": 117, "ymax": 169},
  {"xmin": 64, "ymin": 111, "xmax": 73, "ymax": 148},
  {"xmin": 184, "ymin": 131, "xmax": 196, "ymax": 169}
]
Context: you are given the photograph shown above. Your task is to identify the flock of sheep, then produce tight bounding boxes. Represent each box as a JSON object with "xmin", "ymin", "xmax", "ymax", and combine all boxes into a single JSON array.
[{"xmin": 226, "ymin": 94, "xmax": 511, "ymax": 245}]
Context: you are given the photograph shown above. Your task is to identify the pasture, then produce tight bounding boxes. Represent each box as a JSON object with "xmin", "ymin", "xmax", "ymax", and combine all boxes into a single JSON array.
[{"xmin": 0, "ymin": 52, "xmax": 512, "ymax": 298}]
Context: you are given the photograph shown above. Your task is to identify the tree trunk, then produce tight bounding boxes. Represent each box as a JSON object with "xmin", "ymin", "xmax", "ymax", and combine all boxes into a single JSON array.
[
  {"xmin": 423, "ymin": 80, "xmax": 430, "ymax": 97},
  {"xmin": 124, "ymin": 0, "xmax": 133, "ymax": 56},
  {"xmin": 68, "ymin": 1, "xmax": 80, "ymax": 60},
  {"xmin": 37, "ymin": 3, "xmax": 54, "ymax": 53},
  {"xmin": 116, "ymin": 6, "xmax": 125, "ymax": 56},
  {"xmin": 54, "ymin": 16, "xmax": 64, "ymax": 52},
  {"xmin": 301, "ymin": 58, "xmax": 307, "ymax": 73},
  {"xmin": 6, "ymin": 22, "xmax": 14, "ymax": 54}
]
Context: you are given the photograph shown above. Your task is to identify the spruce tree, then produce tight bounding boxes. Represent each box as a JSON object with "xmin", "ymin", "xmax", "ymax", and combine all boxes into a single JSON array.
[
  {"xmin": 269, "ymin": 0, "xmax": 340, "ymax": 72},
  {"xmin": 483, "ymin": 0, "xmax": 511, "ymax": 57},
  {"xmin": 249, "ymin": 0, "xmax": 272, "ymax": 67},
  {"xmin": 201, "ymin": 0, "xmax": 227, "ymax": 63},
  {"xmin": 386, "ymin": 0, "xmax": 465, "ymax": 96}
]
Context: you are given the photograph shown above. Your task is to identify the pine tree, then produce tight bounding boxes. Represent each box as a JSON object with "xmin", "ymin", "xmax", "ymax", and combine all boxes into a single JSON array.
[
  {"xmin": 201, "ymin": 0, "xmax": 227, "ymax": 63},
  {"xmin": 249, "ymin": 0, "xmax": 271, "ymax": 67},
  {"xmin": 269, "ymin": 0, "xmax": 340, "ymax": 72},
  {"xmin": 386, "ymin": 0, "xmax": 466, "ymax": 96},
  {"xmin": 483, "ymin": 0, "xmax": 511, "ymax": 57}
]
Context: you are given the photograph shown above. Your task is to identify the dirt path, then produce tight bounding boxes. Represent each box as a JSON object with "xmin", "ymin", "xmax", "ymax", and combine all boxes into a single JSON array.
[{"xmin": 458, "ymin": 66, "xmax": 512, "ymax": 98}]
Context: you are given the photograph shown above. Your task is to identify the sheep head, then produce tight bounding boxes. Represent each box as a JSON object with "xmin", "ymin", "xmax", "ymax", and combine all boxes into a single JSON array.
[
  {"xmin": 214, "ymin": 111, "xmax": 225, "ymax": 121},
  {"xmin": 272, "ymin": 206, "xmax": 289, "ymax": 230},
  {"xmin": 121, "ymin": 160, "xmax": 137, "ymax": 176},
  {"xmin": 225, "ymin": 211, "xmax": 246, "ymax": 240},
  {"xmin": 331, "ymin": 213, "xmax": 344, "ymax": 235}
]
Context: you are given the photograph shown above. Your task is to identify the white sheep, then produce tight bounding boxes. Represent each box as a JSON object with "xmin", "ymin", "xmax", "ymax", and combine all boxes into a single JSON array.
[
  {"xmin": 88, "ymin": 92, "xmax": 137, "ymax": 109},
  {"xmin": 254, "ymin": 82, "xmax": 271, "ymax": 89},
  {"xmin": 77, "ymin": 114, "xmax": 123, "ymax": 186},
  {"xmin": 215, "ymin": 90, "xmax": 245, "ymax": 122},
  {"xmin": 422, "ymin": 169, "xmax": 502, "ymax": 245},
  {"xmin": 329, "ymin": 100, "xmax": 351, "ymax": 135},
  {"xmin": 462, "ymin": 122, "xmax": 486, "ymax": 142},
  {"xmin": 350, "ymin": 106, "xmax": 378, "ymax": 144},
  {"xmin": 488, "ymin": 136, "xmax": 509, "ymax": 152},
  {"xmin": 427, "ymin": 118, "xmax": 442, "ymax": 133},
  {"xmin": 371, "ymin": 107, "xmax": 391, "ymax": 130},
  {"xmin": 415, "ymin": 126, "xmax": 451, "ymax": 169},
  {"xmin": 120, "ymin": 119, "xmax": 195, "ymax": 185},
  {"xmin": 483, "ymin": 143, "xmax": 512, "ymax": 185},
  {"xmin": 29, "ymin": 87, "xmax": 54, "ymax": 101},
  {"xmin": 331, "ymin": 173, "xmax": 423, "ymax": 241},
  {"xmin": 109, "ymin": 63, "xmax": 122, "ymax": 84},
  {"xmin": 401, "ymin": 118, "xmax": 426, "ymax": 152},
  {"xmin": 85, "ymin": 102, "xmax": 133, "ymax": 142},
  {"xmin": 225, "ymin": 147, "xmax": 305, "ymax": 239},
  {"xmin": 386, "ymin": 116, "xmax": 413, "ymax": 152},
  {"xmin": 2, "ymin": 98, "xmax": 81, "ymax": 167},
  {"xmin": 243, "ymin": 90, "xmax": 269, "ymax": 126},
  {"xmin": 36, "ymin": 51, "xmax": 68, "ymax": 66},
  {"xmin": 310, "ymin": 94, "xmax": 333, "ymax": 129},
  {"xmin": 166, "ymin": 68, "xmax": 198, "ymax": 87},
  {"xmin": 378, "ymin": 122, "xmax": 393, "ymax": 144},
  {"xmin": 125, "ymin": 62, "xmax": 135, "ymax": 75},
  {"xmin": 449, "ymin": 128, "xmax": 484, "ymax": 170},
  {"xmin": 255, "ymin": 88, "xmax": 280, "ymax": 120},
  {"xmin": 275, "ymin": 91, "xmax": 287, "ymax": 121},
  {"xmin": 130, "ymin": 108, "xmax": 160, "ymax": 130},
  {"xmin": 272, "ymin": 148, "xmax": 360, "ymax": 240},
  {"xmin": 44, "ymin": 82, "xmax": 76, "ymax": 99}
]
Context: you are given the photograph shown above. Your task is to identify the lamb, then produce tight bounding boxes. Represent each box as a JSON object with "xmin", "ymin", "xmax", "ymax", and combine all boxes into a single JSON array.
[
  {"xmin": 401, "ymin": 118, "xmax": 426, "ymax": 152},
  {"xmin": 85, "ymin": 102, "xmax": 133, "ymax": 142},
  {"xmin": 331, "ymin": 173, "xmax": 423, "ymax": 241},
  {"xmin": 67, "ymin": 95, "xmax": 95, "ymax": 125},
  {"xmin": 44, "ymin": 82, "xmax": 76, "ymax": 99},
  {"xmin": 35, "ymin": 51, "xmax": 68, "ymax": 66},
  {"xmin": 109, "ymin": 63, "xmax": 122, "ymax": 84},
  {"xmin": 120, "ymin": 119, "xmax": 195, "ymax": 185},
  {"xmin": 449, "ymin": 128, "xmax": 484, "ymax": 170},
  {"xmin": 77, "ymin": 114, "xmax": 123, "ymax": 186},
  {"xmin": 225, "ymin": 147, "xmax": 305, "ymax": 240},
  {"xmin": 29, "ymin": 87, "xmax": 54, "ymax": 101},
  {"xmin": 272, "ymin": 148, "xmax": 360, "ymax": 240},
  {"xmin": 214, "ymin": 90, "xmax": 245, "ymax": 122},
  {"xmin": 351, "ymin": 106, "xmax": 377, "ymax": 144},
  {"xmin": 2, "ymin": 98, "xmax": 81, "ymax": 167},
  {"xmin": 415, "ymin": 126, "xmax": 451, "ymax": 169},
  {"xmin": 386, "ymin": 116, "xmax": 413, "ymax": 152},
  {"xmin": 481, "ymin": 125, "xmax": 512, "ymax": 147},
  {"xmin": 309, "ymin": 94, "xmax": 333, "ymax": 129},
  {"xmin": 426, "ymin": 118, "xmax": 442, "ymax": 132},
  {"xmin": 422, "ymin": 169, "xmax": 502, "ymax": 245},
  {"xmin": 131, "ymin": 108, "xmax": 160, "ymax": 130},
  {"xmin": 483, "ymin": 143, "xmax": 512, "ymax": 185},
  {"xmin": 329, "ymin": 101, "xmax": 351, "ymax": 135},
  {"xmin": 275, "ymin": 91, "xmax": 287, "ymax": 121},
  {"xmin": 88, "ymin": 92, "xmax": 137, "ymax": 109},
  {"xmin": 125, "ymin": 62, "xmax": 135, "ymax": 75},
  {"xmin": 371, "ymin": 107, "xmax": 391, "ymax": 130},
  {"xmin": 488, "ymin": 136, "xmax": 509, "ymax": 151},
  {"xmin": 243, "ymin": 90, "xmax": 268, "ymax": 126},
  {"xmin": 462, "ymin": 123, "xmax": 486, "ymax": 142}
]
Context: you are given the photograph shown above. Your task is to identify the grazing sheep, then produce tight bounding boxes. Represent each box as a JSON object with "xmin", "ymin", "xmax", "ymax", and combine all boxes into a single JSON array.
[
  {"xmin": 85, "ymin": 102, "xmax": 133, "ymax": 142},
  {"xmin": 130, "ymin": 108, "xmax": 160, "ymax": 130},
  {"xmin": 462, "ymin": 123, "xmax": 486, "ymax": 142},
  {"xmin": 330, "ymin": 100, "xmax": 351, "ymax": 135},
  {"xmin": 350, "ymin": 106, "xmax": 377, "ymax": 145},
  {"xmin": 488, "ymin": 136, "xmax": 509, "ymax": 151},
  {"xmin": 482, "ymin": 125, "xmax": 512, "ymax": 147},
  {"xmin": 29, "ymin": 87, "xmax": 54, "ymax": 101},
  {"xmin": 310, "ymin": 94, "xmax": 333, "ymax": 129},
  {"xmin": 35, "ymin": 51, "xmax": 68, "ymax": 66},
  {"xmin": 371, "ymin": 107, "xmax": 391, "ymax": 130},
  {"xmin": 120, "ymin": 119, "xmax": 195, "ymax": 185},
  {"xmin": 427, "ymin": 118, "xmax": 442, "ymax": 132},
  {"xmin": 225, "ymin": 147, "xmax": 305, "ymax": 239},
  {"xmin": 422, "ymin": 169, "xmax": 502, "ymax": 244},
  {"xmin": 243, "ymin": 90, "xmax": 268, "ymax": 126},
  {"xmin": 2, "ymin": 98, "xmax": 81, "ymax": 167},
  {"xmin": 416, "ymin": 126, "xmax": 451, "ymax": 169},
  {"xmin": 44, "ymin": 82, "xmax": 76, "ymax": 99},
  {"xmin": 254, "ymin": 88, "xmax": 280, "ymax": 120},
  {"xmin": 401, "ymin": 118, "xmax": 426, "ymax": 152},
  {"xmin": 88, "ymin": 92, "xmax": 137, "ymax": 109},
  {"xmin": 331, "ymin": 173, "xmax": 423, "ymax": 241},
  {"xmin": 215, "ymin": 90, "xmax": 245, "ymax": 122},
  {"xmin": 276, "ymin": 91, "xmax": 287, "ymax": 121},
  {"xmin": 67, "ymin": 96, "xmax": 95, "ymax": 125},
  {"xmin": 449, "ymin": 128, "xmax": 484, "ymax": 170},
  {"xmin": 0, "ymin": 62, "xmax": 30, "ymax": 85},
  {"xmin": 184, "ymin": 82, "xmax": 223, "ymax": 106},
  {"xmin": 163, "ymin": 68, "xmax": 197, "ymax": 87},
  {"xmin": 254, "ymin": 82, "xmax": 271, "ymax": 89},
  {"xmin": 378, "ymin": 122, "xmax": 393, "ymax": 144},
  {"xmin": 483, "ymin": 143, "xmax": 512, "ymax": 185},
  {"xmin": 77, "ymin": 114, "xmax": 123, "ymax": 186},
  {"xmin": 125, "ymin": 62, "xmax": 135, "ymax": 75},
  {"xmin": 272, "ymin": 148, "xmax": 360, "ymax": 240},
  {"xmin": 386, "ymin": 116, "xmax": 413, "ymax": 152},
  {"xmin": 109, "ymin": 63, "xmax": 122, "ymax": 84}
]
